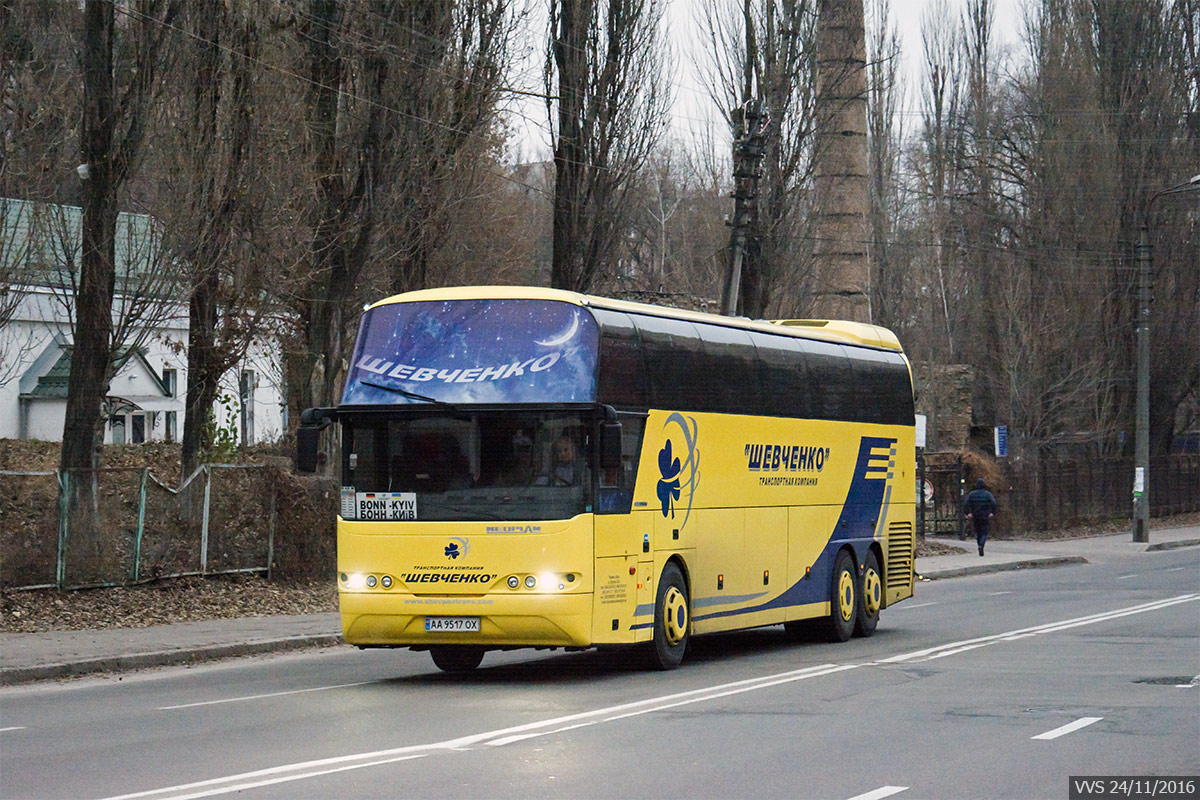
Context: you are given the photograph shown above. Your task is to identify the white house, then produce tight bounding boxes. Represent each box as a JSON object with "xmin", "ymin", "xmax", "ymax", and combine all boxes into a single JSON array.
[{"xmin": 1, "ymin": 198, "xmax": 285, "ymax": 446}]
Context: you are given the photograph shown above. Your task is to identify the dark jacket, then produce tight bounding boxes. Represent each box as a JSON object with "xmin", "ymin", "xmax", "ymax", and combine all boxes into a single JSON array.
[{"xmin": 964, "ymin": 485, "xmax": 997, "ymax": 518}]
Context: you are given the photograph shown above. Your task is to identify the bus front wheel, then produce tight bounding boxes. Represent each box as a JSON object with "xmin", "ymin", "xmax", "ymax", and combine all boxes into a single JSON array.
[
  {"xmin": 855, "ymin": 550, "xmax": 882, "ymax": 638},
  {"xmin": 825, "ymin": 550, "xmax": 858, "ymax": 643},
  {"xmin": 648, "ymin": 562, "xmax": 689, "ymax": 670},
  {"xmin": 430, "ymin": 645, "xmax": 485, "ymax": 673}
]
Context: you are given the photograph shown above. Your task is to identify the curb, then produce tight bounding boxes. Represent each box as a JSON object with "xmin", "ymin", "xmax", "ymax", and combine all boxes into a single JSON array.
[
  {"xmin": 0, "ymin": 634, "xmax": 344, "ymax": 687},
  {"xmin": 918, "ymin": 555, "xmax": 1088, "ymax": 581},
  {"xmin": 1146, "ymin": 538, "xmax": 1200, "ymax": 552}
]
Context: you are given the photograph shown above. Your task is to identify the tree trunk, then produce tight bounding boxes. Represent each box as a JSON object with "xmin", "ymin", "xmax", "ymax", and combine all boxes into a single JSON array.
[{"xmin": 60, "ymin": 0, "xmax": 118, "ymax": 543}]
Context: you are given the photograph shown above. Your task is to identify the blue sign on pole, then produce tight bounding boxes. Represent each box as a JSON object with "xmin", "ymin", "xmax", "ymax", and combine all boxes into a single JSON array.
[{"xmin": 994, "ymin": 425, "xmax": 1008, "ymax": 457}]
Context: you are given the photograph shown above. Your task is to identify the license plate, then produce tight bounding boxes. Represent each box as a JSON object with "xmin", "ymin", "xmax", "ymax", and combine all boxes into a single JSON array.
[{"xmin": 424, "ymin": 616, "xmax": 480, "ymax": 633}]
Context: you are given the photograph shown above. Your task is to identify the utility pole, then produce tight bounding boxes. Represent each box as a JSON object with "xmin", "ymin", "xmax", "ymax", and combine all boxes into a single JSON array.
[
  {"xmin": 1132, "ymin": 224, "xmax": 1150, "ymax": 543},
  {"xmin": 722, "ymin": 0, "xmax": 765, "ymax": 317},
  {"xmin": 721, "ymin": 101, "xmax": 766, "ymax": 316},
  {"xmin": 1131, "ymin": 173, "xmax": 1200, "ymax": 543}
]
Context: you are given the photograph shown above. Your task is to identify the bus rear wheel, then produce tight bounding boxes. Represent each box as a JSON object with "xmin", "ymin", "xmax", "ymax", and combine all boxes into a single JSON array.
[
  {"xmin": 648, "ymin": 562, "xmax": 689, "ymax": 670},
  {"xmin": 825, "ymin": 550, "xmax": 858, "ymax": 642},
  {"xmin": 429, "ymin": 645, "xmax": 485, "ymax": 673},
  {"xmin": 855, "ymin": 550, "xmax": 882, "ymax": 638}
]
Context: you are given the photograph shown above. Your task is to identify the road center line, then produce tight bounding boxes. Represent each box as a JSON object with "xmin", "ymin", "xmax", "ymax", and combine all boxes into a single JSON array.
[
  {"xmin": 891, "ymin": 601, "xmax": 938, "ymax": 610},
  {"xmin": 0, "ymin": 726, "xmax": 26, "ymax": 733},
  {"xmin": 99, "ymin": 593, "xmax": 1199, "ymax": 800},
  {"xmin": 158, "ymin": 681, "xmax": 378, "ymax": 710},
  {"xmin": 846, "ymin": 787, "xmax": 908, "ymax": 800},
  {"xmin": 1117, "ymin": 574, "xmax": 1137, "ymax": 580},
  {"xmin": 989, "ymin": 591, "xmax": 1012, "ymax": 596},
  {"xmin": 1031, "ymin": 716, "xmax": 1102, "ymax": 740}
]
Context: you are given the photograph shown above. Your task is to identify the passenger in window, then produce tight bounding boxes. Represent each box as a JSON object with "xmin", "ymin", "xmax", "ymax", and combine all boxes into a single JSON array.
[{"xmin": 537, "ymin": 434, "xmax": 578, "ymax": 486}]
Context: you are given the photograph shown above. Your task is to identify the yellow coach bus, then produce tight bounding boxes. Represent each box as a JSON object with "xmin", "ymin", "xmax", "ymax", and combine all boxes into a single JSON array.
[{"xmin": 297, "ymin": 286, "xmax": 916, "ymax": 672}]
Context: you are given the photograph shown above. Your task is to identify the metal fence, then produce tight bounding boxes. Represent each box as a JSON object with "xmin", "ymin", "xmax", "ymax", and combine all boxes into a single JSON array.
[
  {"xmin": 1, "ymin": 464, "xmax": 285, "ymax": 591},
  {"xmin": 917, "ymin": 452, "xmax": 1199, "ymax": 538}
]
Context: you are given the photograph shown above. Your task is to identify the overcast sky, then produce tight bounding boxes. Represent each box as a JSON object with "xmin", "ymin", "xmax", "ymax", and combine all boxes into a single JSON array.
[{"xmin": 506, "ymin": 0, "xmax": 1024, "ymax": 161}]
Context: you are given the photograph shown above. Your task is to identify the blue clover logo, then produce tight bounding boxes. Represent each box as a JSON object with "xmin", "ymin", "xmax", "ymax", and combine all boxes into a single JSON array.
[
  {"xmin": 444, "ymin": 537, "xmax": 470, "ymax": 560},
  {"xmin": 657, "ymin": 439, "xmax": 682, "ymax": 518}
]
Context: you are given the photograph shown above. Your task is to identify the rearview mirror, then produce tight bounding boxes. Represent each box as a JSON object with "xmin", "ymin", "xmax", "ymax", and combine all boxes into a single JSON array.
[
  {"xmin": 296, "ymin": 407, "xmax": 335, "ymax": 473},
  {"xmin": 599, "ymin": 420, "xmax": 622, "ymax": 471},
  {"xmin": 296, "ymin": 425, "xmax": 321, "ymax": 473}
]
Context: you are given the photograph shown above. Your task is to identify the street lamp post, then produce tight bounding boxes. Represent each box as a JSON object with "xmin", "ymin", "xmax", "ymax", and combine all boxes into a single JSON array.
[{"xmin": 1132, "ymin": 173, "xmax": 1200, "ymax": 543}]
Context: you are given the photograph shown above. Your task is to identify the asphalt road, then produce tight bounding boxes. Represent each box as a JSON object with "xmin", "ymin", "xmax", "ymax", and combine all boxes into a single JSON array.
[{"xmin": 2, "ymin": 549, "xmax": 1197, "ymax": 800}]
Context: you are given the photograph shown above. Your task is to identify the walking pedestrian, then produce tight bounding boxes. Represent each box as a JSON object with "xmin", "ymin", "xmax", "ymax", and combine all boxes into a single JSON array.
[{"xmin": 964, "ymin": 478, "xmax": 997, "ymax": 556}]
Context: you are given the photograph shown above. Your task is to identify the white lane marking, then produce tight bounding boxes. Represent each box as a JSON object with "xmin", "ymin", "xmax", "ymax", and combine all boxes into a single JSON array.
[
  {"xmin": 1166, "ymin": 567, "xmax": 1186, "ymax": 572},
  {"xmin": 1117, "ymin": 574, "xmax": 1138, "ymax": 580},
  {"xmin": 1176, "ymin": 674, "xmax": 1200, "ymax": 689},
  {"xmin": 158, "ymin": 681, "xmax": 376, "ymax": 710},
  {"xmin": 847, "ymin": 787, "xmax": 908, "ymax": 800},
  {"xmin": 878, "ymin": 594, "xmax": 1199, "ymax": 664},
  {"xmin": 0, "ymin": 726, "xmax": 27, "ymax": 732},
  {"xmin": 99, "ymin": 594, "xmax": 1200, "ymax": 800},
  {"xmin": 101, "ymin": 663, "xmax": 854, "ymax": 800},
  {"xmin": 118, "ymin": 754, "xmax": 428, "ymax": 800},
  {"xmin": 891, "ymin": 601, "xmax": 938, "ymax": 610},
  {"xmin": 989, "ymin": 591, "xmax": 1012, "ymax": 596},
  {"xmin": 1032, "ymin": 716, "xmax": 1103, "ymax": 740}
]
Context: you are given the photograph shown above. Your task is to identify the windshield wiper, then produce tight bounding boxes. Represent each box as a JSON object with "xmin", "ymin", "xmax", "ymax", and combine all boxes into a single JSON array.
[{"xmin": 360, "ymin": 380, "xmax": 461, "ymax": 412}]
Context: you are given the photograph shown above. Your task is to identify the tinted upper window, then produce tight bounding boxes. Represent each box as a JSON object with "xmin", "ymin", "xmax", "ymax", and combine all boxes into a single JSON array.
[
  {"xmin": 697, "ymin": 324, "xmax": 763, "ymax": 415},
  {"xmin": 752, "ymin": 331, "xmax": 810, "ymax": 418},
  {"xmin": 593, "ymin": 308, "xmax": 649, "ymax": 409},
  {"xmin": 632, "ymin": 314, "xmax": 708, "ymax": 411}
]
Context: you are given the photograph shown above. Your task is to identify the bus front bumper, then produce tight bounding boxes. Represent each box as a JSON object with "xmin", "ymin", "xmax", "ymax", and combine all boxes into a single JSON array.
[{"xmin": 340, "ymin": 591, "xmax": 594, "ymax": 648}]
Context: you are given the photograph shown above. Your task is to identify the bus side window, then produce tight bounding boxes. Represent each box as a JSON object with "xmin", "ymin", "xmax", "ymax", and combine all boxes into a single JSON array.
[{"xmin": 598, "ymin": 414, "xmax": 645, "ymax": 513}]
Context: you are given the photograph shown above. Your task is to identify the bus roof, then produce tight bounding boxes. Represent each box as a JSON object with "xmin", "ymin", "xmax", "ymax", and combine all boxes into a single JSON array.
[{"xmin": 367, "ymin": 286, "xmax": 904, "ymax": 353}]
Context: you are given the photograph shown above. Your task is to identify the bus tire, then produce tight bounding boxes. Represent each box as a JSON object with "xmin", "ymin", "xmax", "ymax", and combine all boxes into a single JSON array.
[
  {"xmin": 430, "ymin": 645, "xmax": 485, "ymax": 673},
  {"xmin": 825, "ymin": 550, "xmax": 857, "ymax": 643},
  {"xmin": 648, "ymin": 562, "xmax": 689, "ymax": 670},
  {"xmin": 855, "ymin": 550, "xmax": 882, "ymax": 638}
]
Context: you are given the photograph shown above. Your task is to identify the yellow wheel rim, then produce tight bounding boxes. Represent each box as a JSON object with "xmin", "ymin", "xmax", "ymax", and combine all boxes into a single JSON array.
[
  {"xmin": 838, "ymin": 569, "xmax": 856, "ymax": 622},
  {"xmin": 663, "ymin": 586, "xmax": 688, "ymax": 646},
  {"xmin": 862, "ymin": 567, "xmax": 881, "ymax": 617}
]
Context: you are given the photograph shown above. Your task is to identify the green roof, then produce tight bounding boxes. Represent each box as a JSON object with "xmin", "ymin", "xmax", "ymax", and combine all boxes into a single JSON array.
[
  {"xmin": 1, "ymin": 197, "xmax": 169, "ymax": 290},
  {"xmin": 25, "ymin": 347, "xmax": 170, "ymax": 400}
]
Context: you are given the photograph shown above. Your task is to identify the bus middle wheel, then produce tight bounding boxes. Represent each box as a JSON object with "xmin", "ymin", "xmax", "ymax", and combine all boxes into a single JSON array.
[
  {"xmin": 826, "ymin": 549, "xmax": 857, "ymax": 642},
  {"xmin": 648, "ymin": 562, "xmax": 689, "ymax": 670}
]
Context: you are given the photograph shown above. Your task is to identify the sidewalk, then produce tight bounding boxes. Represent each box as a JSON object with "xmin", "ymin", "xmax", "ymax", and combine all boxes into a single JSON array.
[{"xmin": 2, "ymin": 525, "xmax": 1197, "ymax": 686}]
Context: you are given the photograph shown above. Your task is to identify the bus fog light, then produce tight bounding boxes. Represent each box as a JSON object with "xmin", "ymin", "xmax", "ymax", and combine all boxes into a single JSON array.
[
  {"xmin": 507, "ymin": 576, "xmax": 520, "ymax": 589},
  {"xmin": 381, "ymin": 575, "xmax": 392, "ymax": 589},
  {"xmin": 524, "ymin": 575, "xmax": 537, "ymax": 589},
  {"xmin": 366, "ymin": 575, "xmax": 377, "ymax": 588},
  {"xmin": 347, "ymin": 574, "xmax": 367, "ymax": 590}
]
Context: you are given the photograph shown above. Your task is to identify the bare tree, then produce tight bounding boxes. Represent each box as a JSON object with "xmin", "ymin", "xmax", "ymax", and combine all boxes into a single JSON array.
[
  {"xmin": 864, "ymin": 0, "xmax": 906, "ymax": 332},
  {"xmin": 284, "ymin": 0, "xmax": 516, "ymax": 437},
  {"xmin": 697, "ymin": 0, "xmax": 820, "ymax": 319},
  {"xmin": 157, "ymin": 0, "xmax": 273, "ymax": 480},
  {"xmin": 61, "ymin": 0, "xmax": 180, "ymax": 536},
  {"xmin": 547, "ymin": 0, "xmax": 671, "ymax": 292}
]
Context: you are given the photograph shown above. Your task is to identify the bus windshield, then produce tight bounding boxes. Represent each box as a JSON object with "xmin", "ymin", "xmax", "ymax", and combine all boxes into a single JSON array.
[{"xmin": 340, "ymin": 410, "xmax": 593, "ymax": 522}]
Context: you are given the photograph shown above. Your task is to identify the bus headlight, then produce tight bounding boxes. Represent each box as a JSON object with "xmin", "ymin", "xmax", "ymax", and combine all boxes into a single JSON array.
[
  {"xmin": 524, "ymin": 575, "xmax": 537, "ymax": 589},
  {"xmin": 366, "ymin": 575, "xmax": 377, "ymax": 588},
  {"xmin": 381, "ymin": 575, "xmax": 392, "ymax": 589},
  {"xmin": 507, "ymin": 576, "xmax": 520, "ymax": 589},
  {"xmin": 346, "ymin": 574, "xmax": 367, "ymax": 590}
]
